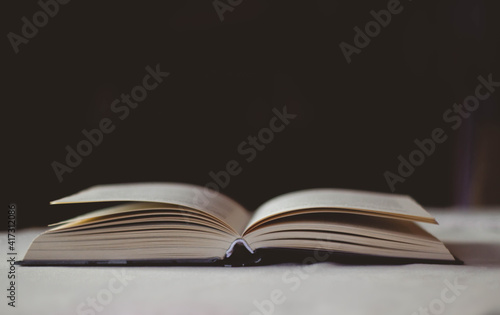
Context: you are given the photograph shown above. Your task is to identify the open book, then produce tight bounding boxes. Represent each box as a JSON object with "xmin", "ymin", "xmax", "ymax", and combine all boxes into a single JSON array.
[{"xmin": 22, "ymin": 183, "xmax": 455, "ymax": 265}]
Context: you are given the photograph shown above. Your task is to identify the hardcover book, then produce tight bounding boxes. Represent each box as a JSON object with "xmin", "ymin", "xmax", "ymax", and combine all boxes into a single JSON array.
[{"xmin": 21, "ymin": 183, "xmax": 456, "ymax": 266}]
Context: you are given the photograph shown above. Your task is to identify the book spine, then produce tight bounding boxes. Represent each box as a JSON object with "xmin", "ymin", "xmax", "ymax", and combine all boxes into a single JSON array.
[{"xmin": 225, "ymin": 238, "xmax": 254, "ymax": 258}]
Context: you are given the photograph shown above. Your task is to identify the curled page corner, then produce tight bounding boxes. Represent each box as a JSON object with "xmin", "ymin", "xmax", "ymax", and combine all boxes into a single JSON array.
[{"xmin": 225, "ymin": 238, "xmax": 254, "ymax": 258}]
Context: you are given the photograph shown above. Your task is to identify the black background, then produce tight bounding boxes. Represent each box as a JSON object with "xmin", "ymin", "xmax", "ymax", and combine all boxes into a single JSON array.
[{"xmin": 3, "ymin": 0, "xmax": 500, "ymax": 228}]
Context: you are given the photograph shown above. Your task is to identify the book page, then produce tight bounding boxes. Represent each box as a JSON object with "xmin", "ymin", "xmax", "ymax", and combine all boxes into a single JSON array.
[
  {"xmin": 245, "ymin": 188, "xmax": 436, "ymax": 231},
  {"xmin": 49, "ymin": 202, "xmax": 238, "ymax": 236},
  {"xmin": 51, "ymin": 182, "xmax": 251, "ymax": 235}
]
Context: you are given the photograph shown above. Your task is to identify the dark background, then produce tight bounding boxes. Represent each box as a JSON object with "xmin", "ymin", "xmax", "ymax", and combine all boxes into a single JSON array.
[{"xmin": 3, "ymin": 0, "xmax": 500, "ymax": 228}]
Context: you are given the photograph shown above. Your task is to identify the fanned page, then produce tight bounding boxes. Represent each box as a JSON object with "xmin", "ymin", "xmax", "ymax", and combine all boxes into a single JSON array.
[
  {"xmin": 243, "ymin": 213, "xmax": 454, "ymax": 261},
  {"xmin": 245, "ymin": 188, "xmax": 437, "ymax": 232},
  {"xmin": 51, "ymin": 182, "xmax": 251, "ymax": 235}
]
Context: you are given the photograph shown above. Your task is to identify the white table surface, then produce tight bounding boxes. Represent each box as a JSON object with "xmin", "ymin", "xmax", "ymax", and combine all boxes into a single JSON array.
[{"xmin": 2, "ymin": 209, "xmax": 500, "ymax": 315}]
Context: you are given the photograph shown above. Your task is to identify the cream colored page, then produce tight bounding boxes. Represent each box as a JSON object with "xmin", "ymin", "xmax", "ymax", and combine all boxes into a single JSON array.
[
  {"xmin": 246, "ymin": 188, "xmax": 435, "ymax": 230},
  {"xmin": 51, "ymin": 182, "xmax": 251, "ymax": 235}
]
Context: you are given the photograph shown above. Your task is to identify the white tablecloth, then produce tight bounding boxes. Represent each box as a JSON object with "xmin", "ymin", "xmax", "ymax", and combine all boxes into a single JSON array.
[{"xmin": 2, "ymin": 209, "xmax": 500, "ymax": 315}]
